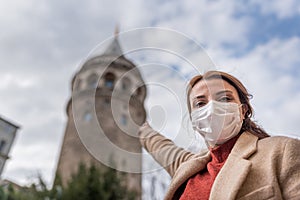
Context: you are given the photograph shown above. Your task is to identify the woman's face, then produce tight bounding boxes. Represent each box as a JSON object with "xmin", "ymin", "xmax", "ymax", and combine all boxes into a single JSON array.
[{"xmin": 189, "ymin": 78, "xmax": 243, "ymax": 112}]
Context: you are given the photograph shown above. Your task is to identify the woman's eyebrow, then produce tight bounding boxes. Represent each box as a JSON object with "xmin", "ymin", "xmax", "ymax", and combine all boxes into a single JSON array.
[
  {"xmin": 192, "ymin": 95, "xmax": 206, "ymax": 101},
  {"xmin": 215, "ymin": 90, "xmax": 233, "ymax": 96},
  {"xmin": 191, "ymin": 90, "xmax": 233, "ymax": 101}
]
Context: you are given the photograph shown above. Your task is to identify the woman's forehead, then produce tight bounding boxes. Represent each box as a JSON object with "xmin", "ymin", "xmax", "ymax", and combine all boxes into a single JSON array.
[{"xmin": 190, "ymin": 78, "xmax": 238, "ymax": 98}]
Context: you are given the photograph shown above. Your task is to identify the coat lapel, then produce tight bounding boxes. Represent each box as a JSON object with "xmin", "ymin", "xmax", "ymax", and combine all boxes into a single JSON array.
[
  {"xmin": 164, "ymin": 152, "xmax": 211, "ymax": 200},
  {"xmin": 209, "ymin": 132, "xmax": 258, "ymax": 200}
]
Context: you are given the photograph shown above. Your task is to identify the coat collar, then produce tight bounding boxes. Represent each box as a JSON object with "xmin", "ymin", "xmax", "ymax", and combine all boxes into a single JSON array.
[
  {"xmin": 164, "ymin": 131, "xmax": 258, "ymax": 200},
  {"xmin": 165, "ymin": 151, "xmax": 211, "ymax": 200}
]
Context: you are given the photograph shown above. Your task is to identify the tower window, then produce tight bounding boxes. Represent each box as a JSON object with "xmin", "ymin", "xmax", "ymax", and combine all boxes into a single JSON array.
[
  {"xmin": 104, "ymin": 72, "xmax": 115, "ymax": 89},
  {"xmin": 0, "ymin": 140, "xmax": 6, "ymax": 153},
  {"xmin": 105, "ymin": 80, "xmax": 114, "ymax": 88},
  {"xmin": 104, "ymin": 98, "xmax": 110, "ymax": 105},
  {"xmin": 122, "ymin": 77, "xmax": 131, "ymax": 91},
  {"xmin": 87, "ymin": 73, "xmax": 98, "ymax": 89},
  {"xmin": 121, "ymin": 114, "xmax": 127, "ymax": 126},
  {"xmin": 83, "ymin": 112, "xmax": 92, "ymax": 122}
]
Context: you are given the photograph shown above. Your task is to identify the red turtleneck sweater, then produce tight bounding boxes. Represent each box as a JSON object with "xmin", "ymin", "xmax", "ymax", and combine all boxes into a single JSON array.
[{"xmin": 179, "ymin": 136, "xmax": 239, "ymax": 200}]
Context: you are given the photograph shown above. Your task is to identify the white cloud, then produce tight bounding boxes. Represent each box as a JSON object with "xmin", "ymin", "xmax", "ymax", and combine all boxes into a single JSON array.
[
  {"xmin": 0, "ymin": 74, "xmax": 38, "ymax": 89},
  {"xmin": 249, "ymin": 0, "xmax": 300, "ymax": 19},
  {"xmin": 145, "ymin": 0, "xmax": 253, "ymax": 49}
]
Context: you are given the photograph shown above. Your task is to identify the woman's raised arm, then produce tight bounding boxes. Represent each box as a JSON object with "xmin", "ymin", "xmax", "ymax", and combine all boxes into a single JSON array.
[{"xmin": 139, "ymin": 122, "xmax": 195, "ymax": 177}]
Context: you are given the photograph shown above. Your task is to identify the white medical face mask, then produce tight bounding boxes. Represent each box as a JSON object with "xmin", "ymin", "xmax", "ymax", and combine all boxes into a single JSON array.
[{"xmin": 191, "ymin": 100, "xmax": 243, "ymax": 146}]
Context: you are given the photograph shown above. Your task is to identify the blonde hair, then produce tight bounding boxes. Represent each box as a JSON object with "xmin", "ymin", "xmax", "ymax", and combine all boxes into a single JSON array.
[{"xmin": 187, "ymin": 71, "xmax": 269, "ymax": 139}]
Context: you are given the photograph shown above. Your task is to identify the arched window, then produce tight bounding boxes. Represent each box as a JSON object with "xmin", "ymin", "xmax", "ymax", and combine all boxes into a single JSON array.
[
  {"xmin": 104, "ymin": 72, "xmax": 115, "ymax": 89},
  {"xmin": 87, "ymin": 73, "xmax": 98, "ymax": 89},
  {"xmin": 122, "ymin": 77, "xmax": 131, "ymax": 91},
  {"xmin": 0, "ymin": 140, "xmax": 6, "ymax": 152},
  {"xmin": 83, "ymin": 111, "xmax": 92, "ymax": 122},
  {"xmin": 121, "ymin": 114, "xmax": 127, "ymax": 125},
  {"xmin": 104, "ymin": 98, "xmax": 110, "ymax": 105}
]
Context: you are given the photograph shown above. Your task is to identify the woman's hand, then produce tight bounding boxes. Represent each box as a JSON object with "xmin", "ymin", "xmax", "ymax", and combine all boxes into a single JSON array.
[{"xmin": 138, "ymin": 121, "xmax": 154, "ymax": 137}]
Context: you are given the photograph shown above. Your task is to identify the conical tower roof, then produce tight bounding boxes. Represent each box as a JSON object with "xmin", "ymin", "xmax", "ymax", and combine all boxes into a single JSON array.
[
  {"xmin": 77, "ymin": 26, "xmax": 137, "ymax": 74},
  {"xmin": 102, "ymin": 26, "xmax": 123, "ymax": 57},
  {"xmin": 102, "ymin": 38, "xmax": 123, "ymax": 57}
]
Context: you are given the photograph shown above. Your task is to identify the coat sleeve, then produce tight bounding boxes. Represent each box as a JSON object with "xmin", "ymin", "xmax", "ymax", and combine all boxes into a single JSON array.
[
  {"xmin": 139, "ymin": 122, "xmax": 195, "ymax": 177},
  {"xmin": 280, "ymin": 137, "xmax": 300, "ymax": 199}
]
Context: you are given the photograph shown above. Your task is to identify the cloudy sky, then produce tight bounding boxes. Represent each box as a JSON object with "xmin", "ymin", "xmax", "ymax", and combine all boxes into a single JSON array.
[{"xmin": 1, "ymin": 0, "xmax": 300, "ymax": 191}]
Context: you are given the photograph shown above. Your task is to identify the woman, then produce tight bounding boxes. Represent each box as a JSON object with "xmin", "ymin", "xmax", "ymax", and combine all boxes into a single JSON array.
[{"xmin": 139, "ymin": 71, "xmax": 300, "ymax": 200}]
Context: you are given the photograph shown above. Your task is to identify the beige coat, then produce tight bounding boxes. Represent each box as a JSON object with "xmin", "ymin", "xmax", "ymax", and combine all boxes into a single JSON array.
[{"xmin": 139, "ymin": 125, "xmax": 300, "ymax": 200}]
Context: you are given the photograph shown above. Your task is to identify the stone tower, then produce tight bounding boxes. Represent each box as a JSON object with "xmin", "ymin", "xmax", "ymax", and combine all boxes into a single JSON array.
[{"xmin": 56, "ymin": 30, "xmax": 146, "ymax": 198}]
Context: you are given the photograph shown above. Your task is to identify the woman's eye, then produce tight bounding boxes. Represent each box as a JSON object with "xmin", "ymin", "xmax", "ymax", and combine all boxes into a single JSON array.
[
  {"xmin": 218, "ymin": 96, "xmax": 232, "ymax": 102},
  {"xmin": 194, "ymin": 101, "xmax": 206, "ymax": 108}
]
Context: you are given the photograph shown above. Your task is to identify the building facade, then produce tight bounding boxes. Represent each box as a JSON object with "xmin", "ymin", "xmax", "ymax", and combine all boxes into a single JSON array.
[{"xmin": 0, "ymin": 116, "xmax": 19, "ymax": 177}]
